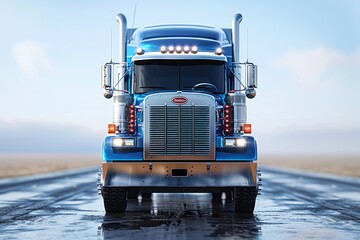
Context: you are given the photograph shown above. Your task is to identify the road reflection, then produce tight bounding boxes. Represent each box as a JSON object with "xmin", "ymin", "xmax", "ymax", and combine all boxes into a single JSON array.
[{"xmin": 98, "ymin": 193, "xmax": 261, "ymax": 239}]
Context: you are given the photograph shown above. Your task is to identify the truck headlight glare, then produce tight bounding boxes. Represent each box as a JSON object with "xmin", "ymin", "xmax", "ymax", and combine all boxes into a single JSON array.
[
  {"xmin": 124, "ymin": 138, "xmax": 135, "ymax": 146},
  {"xmin": 112, "ymin": 138, "xmax": 135, "ymax": 148},
  {"xmin": 112, "ymin": 138, "xmax": 125, "ymax": 147},
  {"xmin": 225, "ymin": 139, "xmax": 236, "ymax": 147},
  {"xmin": 235, "ymin": 138, "xmax": 247, "ymax": 148},
  {"xmin": 224, "ymin": 138, "xmax": 247, "ymax": 148}
]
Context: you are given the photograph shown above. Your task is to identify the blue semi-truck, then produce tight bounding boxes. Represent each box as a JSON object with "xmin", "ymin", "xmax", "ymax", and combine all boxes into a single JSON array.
[{"xmin": 98, "ymin": 13, "xmax": 260, "ymax": 214}]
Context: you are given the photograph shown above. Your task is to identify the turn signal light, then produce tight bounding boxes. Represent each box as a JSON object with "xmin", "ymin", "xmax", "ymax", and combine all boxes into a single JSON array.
[
  {"xmin": 108, "ymin": 124, "xmax": 116, "ymax": 134},
  {"xmin": 243, "ymin": 124, "xmax": 252, "ymax": 134}
]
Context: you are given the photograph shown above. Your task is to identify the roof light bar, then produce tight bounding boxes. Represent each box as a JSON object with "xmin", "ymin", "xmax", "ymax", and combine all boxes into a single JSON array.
[{"xmin": 159, "ymin": 45, "xmax": 198, "ymax": 54}]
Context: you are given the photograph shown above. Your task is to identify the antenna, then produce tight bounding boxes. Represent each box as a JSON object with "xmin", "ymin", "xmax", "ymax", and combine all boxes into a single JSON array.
[
  {"xmin": 110, "ymin": 27, "xmax": 113, "ymax": 62},
  {"xmin": 130, "ymin": 4, "xmax": 137, "ymax": 42},
  {"xmin": 246, "ymin": 27, "xmax": 249, "ymax": 62}
]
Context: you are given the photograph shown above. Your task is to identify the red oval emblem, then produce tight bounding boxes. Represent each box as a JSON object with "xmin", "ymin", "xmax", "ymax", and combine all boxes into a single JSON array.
[{"xmin": 172, "ymin": 97, "xmax": 188, "ymax": 105}]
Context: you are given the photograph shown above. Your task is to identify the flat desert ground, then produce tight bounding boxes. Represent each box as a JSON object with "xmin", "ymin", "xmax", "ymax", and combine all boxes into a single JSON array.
[
  {"xmin": 259, "ymin": 155, "xmax": 360, "ymax": 178},
  {"xmin": 0, "ymin": 154, "xmax": 359, "ymax": 179}
]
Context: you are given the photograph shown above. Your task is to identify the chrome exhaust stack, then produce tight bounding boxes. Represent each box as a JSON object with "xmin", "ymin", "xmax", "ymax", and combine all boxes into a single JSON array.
[
  {"xmin": 232, "ymin": 13, "xmax": 242, "ymax": 91},
  {"xmin": 231, "ymin": 13, "xmax": 258, "ymax": 99},
  {"xmin": 113, "ymin": 13, "xmax": 133, "ymax": 134},
  {"xmin": 101, "ymin": 14, "xmax": 127, "ymax": 98},
  {"xmin": 229, "ymin": 14, "xmax": 246, "ymax": 133},
  {"xmin": 115, "ymin": 13, "xmax": 127, "ymax": 92},
  {"xmin": 101, "ymin": 13, "xmax": 133, "ymax": 133}
]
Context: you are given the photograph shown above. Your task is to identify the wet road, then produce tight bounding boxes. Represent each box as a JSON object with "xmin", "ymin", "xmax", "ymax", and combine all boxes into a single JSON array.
[{"xmin": 0, "ymin": 166, "xmax": 359, "ymax": 239}]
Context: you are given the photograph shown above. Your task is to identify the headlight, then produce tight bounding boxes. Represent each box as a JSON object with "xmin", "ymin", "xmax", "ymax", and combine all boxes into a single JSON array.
[
  {"xmin": 112, "ymin": 138, "xmax": 135, "ymax": 148},
  {"xmin": 224, "ymin": 138, "xmax": 247, "ymax": 148},
  {"xmin": 235, "ymin": 138, "xmax": 247, "ymax": 148},
  {"xmin": 224, "ymin": 139, "xmax": 236, "ymax": 147}
]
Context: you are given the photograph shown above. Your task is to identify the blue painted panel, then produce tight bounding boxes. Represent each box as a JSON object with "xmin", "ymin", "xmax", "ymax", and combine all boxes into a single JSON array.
[
  {"xmin": 102, "ymin": 136, "xmax": 143, "ymax": 162},
  {"xmin": 216, "ymin": 136, "xmax": 257, "ymax": 161}
]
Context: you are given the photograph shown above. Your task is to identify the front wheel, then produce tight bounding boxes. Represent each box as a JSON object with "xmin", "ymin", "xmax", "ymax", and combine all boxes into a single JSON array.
[
  {"xmin": 233, "ymin": 187, "xmax": 257, "ymax": 214},
  {"xmin": 102, "ymin": 187, "xmax": 127, "ymax": 213}
]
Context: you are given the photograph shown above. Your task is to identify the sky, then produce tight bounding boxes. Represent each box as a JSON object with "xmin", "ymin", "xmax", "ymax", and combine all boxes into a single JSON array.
[{"xmin": 0, "ymin": 0, "xmax": 359, "ymax": 156}]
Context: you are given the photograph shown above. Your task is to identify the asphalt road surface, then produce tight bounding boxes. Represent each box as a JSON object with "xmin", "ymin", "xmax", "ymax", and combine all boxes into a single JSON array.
[{"xmin": 0, "ymin": 166, "xmax": 359, "ymax": 239}]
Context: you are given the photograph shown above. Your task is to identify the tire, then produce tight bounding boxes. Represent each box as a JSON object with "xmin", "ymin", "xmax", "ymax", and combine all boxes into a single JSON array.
[
  {"xmin": 127, "ymin": 190, "xmax": 138, "ymax": 199},
  {"xmin": 212, "ymin": 192, "xmax": 222, "ymax": 201},
  {"xmin": 233, "ymin": 187, "xmax": 257, "ymax": 214},
  {"xmin": 102, "ymin": 187, "xmax": 127, "ymax": 213},
  {"xmin": 225, "ymin": 190, "xmax": 233, "ymax": 201},
  {"xmin": 141, "ymin": 192, "xmax": 152, "ymax": 199}
]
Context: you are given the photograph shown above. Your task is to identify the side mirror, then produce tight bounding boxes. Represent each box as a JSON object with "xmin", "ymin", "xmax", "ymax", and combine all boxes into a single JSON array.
[
  {"xmin": 245, "ymin": 63, "xmax": 258, "ymax": 88},
  {"xmin": 101, "ymin": 62, "xmax": 114, "ymax": 99}
]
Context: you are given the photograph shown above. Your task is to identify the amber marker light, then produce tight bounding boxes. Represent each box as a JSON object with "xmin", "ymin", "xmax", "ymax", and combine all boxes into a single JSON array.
[
  {"xmin": 243, "ymin": 124, "xmax": 252, "ymax": 134},
  {"xmin": 108, "ymin": 124, "xmax": 116, "ymax": 134}
]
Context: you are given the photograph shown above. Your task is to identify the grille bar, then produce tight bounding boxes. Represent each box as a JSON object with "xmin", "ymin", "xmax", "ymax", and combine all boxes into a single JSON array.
[{"xmin": 149, "ymin": 105, "xmax": 210, "ymax": 157}]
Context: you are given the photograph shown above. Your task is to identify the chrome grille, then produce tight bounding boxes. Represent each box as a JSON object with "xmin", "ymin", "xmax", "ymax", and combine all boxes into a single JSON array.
[{"xmin": 148, "ymin": 105, "xmax": 210, "ymax": 158}]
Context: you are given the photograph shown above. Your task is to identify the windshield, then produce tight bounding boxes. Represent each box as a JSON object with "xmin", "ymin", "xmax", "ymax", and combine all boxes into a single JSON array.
[{"xmin": 133, "ymin": 60, "xmax": 225, "ymax": 94}]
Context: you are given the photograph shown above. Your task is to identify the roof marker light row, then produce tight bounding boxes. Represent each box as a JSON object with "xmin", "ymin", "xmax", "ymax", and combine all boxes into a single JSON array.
[
  {"xmin": 135, "ymin": 46, "xmax": 223, "ymax": 55},
  {"xmin": 160, "ymin": 46, "xmax": 198, "ymax": 54}
]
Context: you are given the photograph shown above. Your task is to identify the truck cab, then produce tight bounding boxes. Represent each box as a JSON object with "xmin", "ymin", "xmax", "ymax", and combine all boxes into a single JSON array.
[{"xmin": 98, "ymin": 13, "xmax": 260, "ymax": 214}]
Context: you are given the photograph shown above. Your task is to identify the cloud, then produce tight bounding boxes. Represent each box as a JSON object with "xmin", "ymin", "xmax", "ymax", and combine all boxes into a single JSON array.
[
  {"xmin": 12, "ymin": 40, "xmax": 54, "ymax": 79},
  {"xmin": 273, "ymin": 47, "xmax": 360, "ymax": 90},
  {"xmin": 0, "ymin": 121, "xmax": 103, "ymax": 154}
]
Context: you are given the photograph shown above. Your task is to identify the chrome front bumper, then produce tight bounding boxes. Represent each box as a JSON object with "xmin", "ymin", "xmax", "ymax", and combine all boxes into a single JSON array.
[{"xmin": 101, "ymin": 162, "xmax": 258, "ymax": 190}]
